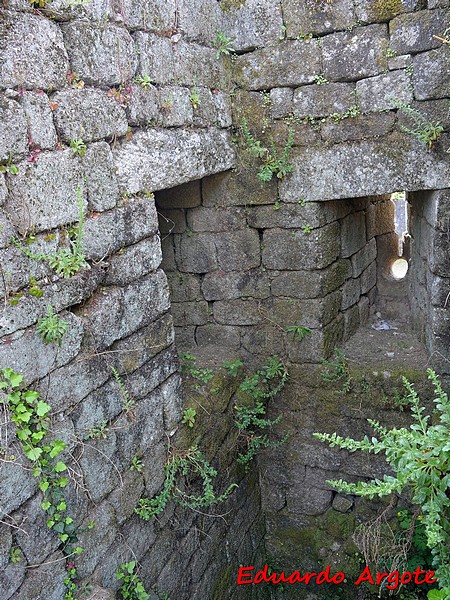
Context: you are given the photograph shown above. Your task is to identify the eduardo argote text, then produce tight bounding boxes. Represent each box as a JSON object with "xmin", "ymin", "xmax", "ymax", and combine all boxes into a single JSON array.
[{"xmin": 237, "ymin": 564, "xmax": 437, "ymax": 590}]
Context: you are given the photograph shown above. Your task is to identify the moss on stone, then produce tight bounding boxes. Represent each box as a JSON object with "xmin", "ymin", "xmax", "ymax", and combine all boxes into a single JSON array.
[
  {"xmin": 220, "ymin": 0, "xmax": 246, "ymax": 11},
  {"xmin": 370, "ymin": 0, "xmax": 403, "ymax": 21},
  {"xmin": 211, "ymin": 564, "xmax": 234, "ymax": 600}
]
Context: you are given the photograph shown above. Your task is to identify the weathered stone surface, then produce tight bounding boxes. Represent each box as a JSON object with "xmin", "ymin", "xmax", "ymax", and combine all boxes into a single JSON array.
[
  {"xmin": 320, "ymin": 112, "xmax": 396, "ymax": 143},
  {"xmin": 0, "ymin": 460, "xmax": 37, "ymax": 520},
  {"xmin": 340, "ymin": 211, "xmax": 367, "ymax": 258},
  {"xmin": 167, "ymin": 272, "xmax": 202, "ymax": 301},
  {"xmin": 0, "ymin": 97, "xmax": 28, "ymax": 162},
  {"xmin": 158, "ymin": 86, "xmax": 193, "ymax": 127},
  {"xmin": 361, "ymin": 261, "xmax": 377, "ymax": 293},
  {"xmin": 356, "ymin": 70, "xmax": 413, "ymax": 112},
  {"xmin": 0, "ymin": 175, "xmax": 7, "ymax": 207},
  {"xmin": 4, "ymin": 150, "xmax": 86, "ymax": 234},
  {"xmin": 61, "ymin": 22, "xmax": 137, "ymax": 86},
  {"xmin": 117, "ymin": 0, "xmax": 176, "ymax": 30},
  {"xmin": 271, "ymin": 260, "xmax": 352, "ymax": 298},
  {"xmin": 83, "ymin": 142, "xmax": 120, "ymax": 211},
  {"xmin": 413, "ymin": 48, "xmax": 450, "ymax": 101},
  {"xmin": 351, "ymin": 237, "xmax": 377, "ymax": 277},
  {"xmin": 216, "ymin": 230, "xmax": 261, "ymax": 271},
  {"xmin": 279, "ymin": 133, "xmax": 450, "ymax": 201},
  {"xmin": 0, "ymin": 210, "xmax": 15, "ymax": 249},
  {"xmin": 176, "ymin": 41, "xmax": 226, "ymax": 88},
  {"xmin": 126, "ymin": 84, "xmax": 159, "ymax": 126},
  {"xmin": 287, "ymin": 486, "xmax": 333, "ymax": 516},
  {"xmin": 293, "ymin": 82, "xmax": 356, "ymax": 118},
  {"xmin": 388, "ymin": 53, "xmax": 412, "ymax": 70},
  {"xmin": 0, "ymin": 312, "xmax": 83, "ymax": 384},
  {"xmin": 0, "ymin": 265, "xmax": 104, "ymax": 336},
  {"xmin": 214, "ymin": 299, "xmax": 263, "ymax": 325},
  {"xmin": 114, "ymin": 128, "xmax": 234, "ymax": 194},
  {"xmin": 79, "ymin": 270, "xmax": 170, "ymax": 351},
  {"xmin": 105, "ymin": 236, "xmax": 162, "ymax": 285},
  {"xmin": 12, "ymin": 552, "xmax": 66, "ymax": 600},
  {"xmin": 322, "ymin": 25, "xmax": 388, "ymax": 82},
  {"xmin": 221, "ymin": 0, "xmax": 284, "ymax": 51},
  {"xmin": 341, "ymin": 277, "xmax": 360, "ymax": 309},
  {"xmin": 0, "ymin": 527, "xmax": 12, "ymax": 570},
  {"xmin": 202, "ymin": 269, "xmax": 270, "ymax": 301},
  {"xmin": 366, "ymin": 199, "xmax": 395, "ymax": 238},
  {"xmin": 0, "ymin": 237, "xmax": 58, "ymax": 297},
  {"xmin": 83, "ymin": 199, "xmax": 159, "ymax": 260},
  {"xmin": 53, "ymin": 89, "xmax": 128, "ymax": 143},
  {"xmin": 212, "ymin": 90, "xmax": 233, "ymax": 128},
  {"xmin": 248, "ymin": 200, "xmax": 351, "ymax": 227},
  {"xmin": 202, "ymin": 168, "xmax": 277, "ymax": 207},
  {"xmin": 15, "ymin": 495, "xmax": 57, "ymax": 564},
  {"xmin": 271, "ymin": 292, "xmax": 341, "ymax": 328},
  {"xmin": 390, "ymin": 9, "xmax": 445, "ymax": 54},
  {"xmin": 0, "ymin": 12, "xmax": 68, "ymax": 89},
  {"xmin": 187, "ymin": 207, "xmax": 247, "ymax": 231},
  {"xmin": 110, "ymin": 314, "xmax": 175, "ymax": 375},
  {"xmin": 171, "ymin": 300, "xmax": 209, "ymax": 325},
  {"xmin": 133, "ymin": 33, "xmax": 176, "ymax": 85},
  {"xmin": 235, "ymin": 39, "xmax": 322, "ymax": 90},
  {"xmin": 195, "ymin": 323, "xmax": 241, "ymax": 349},
  {"xmin": 157, "ymin": 179, "xmax": 201, "ymax": 209},
  {"xmin": 19, "ymin": 92, "xmax": 57, "ymax": 151},
  {"xmin": 0, "ymin": 559, "xmax": 25, "ymax": 600},
  {"xmin": 263, "ymin": 223, "xmax": 341, "ymax": 270},
  {"xmin": 177, "ymin": 0, "xmax": 222, "ymax": 43},
  {"xmin": 270, "ymin": 87, "xmax": 294, "ymax": 119},
  {"xmin": 76, "ymin": 502, "xmax": 117, "ymax": 579},
  {"xmin": 175, "ymin": 232, "xmax": 218, "ymax": 272},
  {"xmin": 158, "ymin": 209, "xmax": 186, "ymax": 235},
  {"xmin": 355, "ymin": 0, "xmax": 420, "ymax": 23},
  {"xmin": 282, "ymin": 0, "xmax": 356, "ymax": 36}
]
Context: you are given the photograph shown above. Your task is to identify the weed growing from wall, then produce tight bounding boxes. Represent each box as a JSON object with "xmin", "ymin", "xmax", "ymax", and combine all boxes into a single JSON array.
[
  {"xmin": 135, "ymin": 446, "xmax": 237, "ymax": 520},
  {"xmin": 37, "ymin": 305, "xmax": 68, "ymax": 346},
  {"xmin": 13, "ymin": 188, "xmax": 89, "ymax": 279},
  {"xmin": 314, "ymin": 369, "xmax": 450, "ymax": 590},
  {"xmin": 213, "ymin": 32, "xmax": 235, "ymax": 59},
  {"xmin": 393, "ymin": 100, "xmax": 444, "ymax": 150},
  {"xmin": 241, "ymin": 117, "xmax": 295, "ymax": 182},
  {"xmin": 234, "ymin": 356, "xmax": 289, "ymax": 469}
]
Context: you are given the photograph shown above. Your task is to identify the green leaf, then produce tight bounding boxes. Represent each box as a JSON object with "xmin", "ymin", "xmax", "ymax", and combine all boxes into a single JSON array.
[
  {"xmin": 36, "ymin": 400, "xmax": 51, "ymax": 417},
  {"xmin": 49, "ymin": 439, "xmax": 66, "ymax": 458},
  {"xmin": 25, "ymin": 447, "xmax": 43, "ymax": 461},
  {"xmin": 7, "ymin": 371, "xmax": 23, "ymax": 388},
  {"xmin": 39, "ymin": 480, "xmax": 50, "ymax": 493},
  {"xmin": 54, "ymin": 461, "xmax": 67, "ymax": 473}
]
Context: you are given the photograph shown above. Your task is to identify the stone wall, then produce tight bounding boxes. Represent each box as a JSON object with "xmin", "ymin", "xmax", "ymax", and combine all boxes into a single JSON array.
[
  {"xmin": 158, "ymin": 183, "xmax": 399, "ymax": 362},
  {"xmin": 0, "ymin": 1, "xmax": 265, "ymax": 598},
  {"xmin": 409, "ymin": 189, "xmax": 450, "ymax": 373},
  {"xmin": 0, "ymin": 0, "xmax": 449, "ymax": 598}
]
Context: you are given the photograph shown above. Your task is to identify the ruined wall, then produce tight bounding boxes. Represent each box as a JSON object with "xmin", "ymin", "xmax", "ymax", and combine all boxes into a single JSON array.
[
  {"xmin": 409, "ymin": 189, "xmax": 450, "ymax": 373},
  {"xmin": 0, "ymin": 1, "xmax": 267, "ymax": 598},
  {"xmin": 0, "ymin": 0, "xmax": 449, "ymax": 598}
]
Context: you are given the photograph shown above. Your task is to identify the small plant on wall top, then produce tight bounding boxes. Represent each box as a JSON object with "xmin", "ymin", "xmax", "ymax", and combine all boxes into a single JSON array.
[
  {"xmin": 241, "ymin": 117, "xmax": 295, "ymax": 182},
  {"xmin": 314, "ymin": 369, "xmax": 450, "ymax": 591}
]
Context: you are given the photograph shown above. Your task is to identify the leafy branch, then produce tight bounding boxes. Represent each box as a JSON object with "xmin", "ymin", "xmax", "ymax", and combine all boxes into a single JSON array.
[{"xmin": 314, "ymin": 369, "xmax": 450, "ymax": 588}]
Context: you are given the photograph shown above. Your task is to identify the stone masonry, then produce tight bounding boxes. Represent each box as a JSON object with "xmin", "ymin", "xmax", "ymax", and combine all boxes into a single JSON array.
[{"xmin": 0, "ymin": 0, "xmax": 449, "ymax": 599}]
